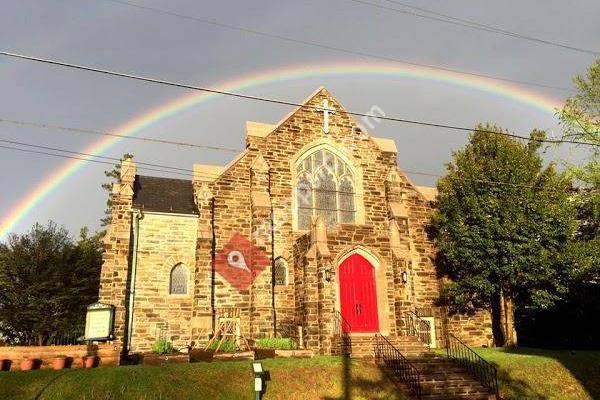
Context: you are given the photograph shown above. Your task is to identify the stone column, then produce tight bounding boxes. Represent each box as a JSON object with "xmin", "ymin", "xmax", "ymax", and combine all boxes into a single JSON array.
[
  {"xmin": 98, "ymin": 158, "xmax": 135, "ymax": 353},
  {"xmin": 385, "ymin": 168, "xmax": 414, "ymax": 336},
  {"xmin": 191, "ymin": 177, "xmax": 214, "ymax": 347},
  {"xmin": 305, "ymin": 216, "xmax": 332, "ymax": 353},
  {"xmin": 249, "ymin": 154, "xmax": 273, "ymax": 338}
]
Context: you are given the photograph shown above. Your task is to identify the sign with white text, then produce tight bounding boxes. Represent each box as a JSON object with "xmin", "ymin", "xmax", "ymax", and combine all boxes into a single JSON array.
[{"xmin": 84, "ymin": 302, "xmax": 115, "ymax": 341}]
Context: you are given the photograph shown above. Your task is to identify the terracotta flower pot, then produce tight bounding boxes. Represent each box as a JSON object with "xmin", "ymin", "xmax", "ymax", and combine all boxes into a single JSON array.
[
  {"xmin": 52, "ymin": 356, "xmax": 67, "ymax": 370},
  {"xmin": 83, "ymin": 356, "xmax": 97, "ymax": 368},
  {"xmin": 20, "ymin": 358, "xmax": 34, "ymax": 371}
]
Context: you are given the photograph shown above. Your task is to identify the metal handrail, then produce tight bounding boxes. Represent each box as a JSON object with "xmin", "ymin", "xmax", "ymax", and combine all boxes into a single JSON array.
[
  {"xmin": 404, "ymin": 310, "xmax": 431, "ymax": 348},
  {"xmin": 333, "ymin": 311, "xmax": 352, "ymax": 355},
  {"xmin": 446, "ymin": 333, "xmax": 499, "ymax": 399},
  {"xmin": 374, "ymin": 334, "xmax": 422, "ymax": 399}
]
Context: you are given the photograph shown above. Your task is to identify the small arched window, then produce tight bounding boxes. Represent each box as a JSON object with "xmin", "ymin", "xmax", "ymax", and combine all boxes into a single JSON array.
[
  {"xmin": 169, "ymin": 263, "xmax": 188, "ymax": 295},
  {"xmin": 295, "ymin": 148, "xmax": 356, "ymax": 230},
  {"xmin": 274, "ymin": 257, "xmax": 288, "ymax": 286}
]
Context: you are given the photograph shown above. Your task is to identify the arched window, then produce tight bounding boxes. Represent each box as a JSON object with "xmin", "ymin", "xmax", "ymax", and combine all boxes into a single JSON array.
[
  {"xmin": 274, "ymin": 257, "xmax": 288, "ymax": 286},
  {"xmin": 296, "ymin": 148, "xmax": 356, "ymax": 230},
  {"xmin": 169, "ymin": 263, "xmax": 188, "ymax": 294}
]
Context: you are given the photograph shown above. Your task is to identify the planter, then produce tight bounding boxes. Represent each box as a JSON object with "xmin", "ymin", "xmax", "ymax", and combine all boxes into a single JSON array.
[
  {"xmin": 52, "ymin": 356, "xmax": 67, "ymax": 370},
  {"xmin": 20, "ymin": 358, "xmax": 35, "ymax": 371},
  {"xmin": 83, "ymin": 356, "xmax": 97, "ymax": 368},
  {"xmin": 141, "ymin": 353, "xmax": 189, "ymax": 366}
]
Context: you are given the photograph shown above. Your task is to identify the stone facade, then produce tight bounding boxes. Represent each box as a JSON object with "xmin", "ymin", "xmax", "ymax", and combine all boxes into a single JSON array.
[{"xmin": 99, "ymin": 87, "xmax": 493, "ymax": 354}]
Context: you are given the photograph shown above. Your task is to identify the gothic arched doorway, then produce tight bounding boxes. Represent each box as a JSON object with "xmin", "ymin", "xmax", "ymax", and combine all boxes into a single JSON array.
[{"xmin": 339, "ymin": 254, "xmax": 379, "ymax": 332}]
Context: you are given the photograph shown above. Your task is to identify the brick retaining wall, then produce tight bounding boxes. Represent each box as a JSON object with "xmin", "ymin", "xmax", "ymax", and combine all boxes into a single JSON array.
[{"xmin": 0, "ymin": 343, "xmax": 119, "ymax": 371}]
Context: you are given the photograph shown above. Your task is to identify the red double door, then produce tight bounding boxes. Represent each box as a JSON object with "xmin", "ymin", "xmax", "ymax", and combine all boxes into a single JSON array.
[{"xmin": 339, "ymin": 254, "xmax": 379, "ymax": 333}]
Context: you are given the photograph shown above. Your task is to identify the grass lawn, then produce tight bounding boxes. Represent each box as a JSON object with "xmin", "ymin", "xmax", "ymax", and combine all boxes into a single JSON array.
[
  {"xmin": 464, "ymin": 347, "xmax": 600, "ymax": 400},
  {"xmin": 0, "ymin": 356, "xmax": 407, "ymax": 400}
]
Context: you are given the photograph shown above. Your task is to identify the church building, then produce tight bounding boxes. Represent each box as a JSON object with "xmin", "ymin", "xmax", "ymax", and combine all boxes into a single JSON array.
[{"xmin": 99, "ymin": 87, "xmax": 492, "ymax": 354}]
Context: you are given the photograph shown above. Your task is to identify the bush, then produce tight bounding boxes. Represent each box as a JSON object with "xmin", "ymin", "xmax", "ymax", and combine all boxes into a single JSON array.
[
  {"xmin": 255, "ymin": 338, "xmax": 296, "ymax": 350},
  {"xmin": 151, "ymin": 338, "xmax": 174, "ymax": 354},
  {"xmin": 206, "ymin": 339, "xmax": 238, "ymax": 352}
]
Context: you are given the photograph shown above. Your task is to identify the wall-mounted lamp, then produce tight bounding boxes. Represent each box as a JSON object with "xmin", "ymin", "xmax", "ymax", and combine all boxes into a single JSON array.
[
  {"xmin": 325, "ymin": 268, "xmax": 333, "ymax": 282},
  {"xmin": 401, "ymin": 271, "xmax": 409, "ymax": 284}
]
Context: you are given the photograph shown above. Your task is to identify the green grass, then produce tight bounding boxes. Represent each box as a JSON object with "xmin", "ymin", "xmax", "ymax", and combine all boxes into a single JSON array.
[
  {"xmin": 3, "ymin": 349, "xmax": 598, "ymax": 400},
  {"xmin": 438, "ymin": 347, "xmax": 600, "ymax": 400},
  {"xmin": 255, "ymin": 338, "xmax": 297, "ymax": 350},
  {"xmin": 0, "ymin": 356, "xmax": 406, "ymax": 400}
]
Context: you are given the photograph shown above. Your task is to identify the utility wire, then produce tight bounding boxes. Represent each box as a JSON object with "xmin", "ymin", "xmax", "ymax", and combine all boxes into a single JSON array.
[
  {"xmin": 102, "ymin": 0, "xmax": 570, "ymax": 92},
  {"xmin": 0, "ymin": 137, "xmax": 569, "ymax": 190},
  {"xmin": 349, "ymin": 0, "xmax": 599, "ymax": 56},
  {"xmin": 0, "ymin": 117, "xmax": 239, "ymax": 153},
  {"xmin": 1, "ymin": 51, "xmax": 597, "ymax": 147},
  {"xmin": 0, "ymin": 138, "xmax": 218, "ymax": 178}
]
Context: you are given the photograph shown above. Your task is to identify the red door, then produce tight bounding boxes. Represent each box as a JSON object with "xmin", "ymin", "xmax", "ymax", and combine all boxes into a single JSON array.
[{"xmin": 339, "ymin": 254, "xmax": 379, "ymax": 332}]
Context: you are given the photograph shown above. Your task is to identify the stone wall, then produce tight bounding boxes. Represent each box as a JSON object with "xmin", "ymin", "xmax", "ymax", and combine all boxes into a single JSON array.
[
  {"xmin": 129, "ymin": 212, "xmax": 198, "ymax": 352},
  {"xmin": 98, "ymin": 159, "xmax": 136, "ymax": 352},
  {"xmin": 0, "ymin": 344, "xmax": 118, "ymax": 370}
]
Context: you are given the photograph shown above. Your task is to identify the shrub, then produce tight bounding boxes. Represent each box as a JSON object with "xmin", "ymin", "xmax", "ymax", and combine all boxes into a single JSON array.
[
  {"xmin": 255, "ymin": 338, "xmax": 296, "ymax": 350},
  {"xmin": 152, "ymin": 338, "xmax": 174, "ymax": 354},
  {"xmin": 206, "ymin": 339, "xmax": 238, "ymax": 352}
]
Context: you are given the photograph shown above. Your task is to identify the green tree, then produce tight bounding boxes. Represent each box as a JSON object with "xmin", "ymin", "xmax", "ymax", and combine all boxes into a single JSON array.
[
  {"xmin": 433, "ymin": 124, "xmax": 577, "ymax": 346},
  {"xmin": 101, "ymin": 153, "xmax": 133, "ymax": 228},
  {"xmin": 558, "ymin": 58, "xmax": 600, "ymax": 283},
  {"xmin": 0, "ymin": 222, "xmax": 102, "ymax": 345}
]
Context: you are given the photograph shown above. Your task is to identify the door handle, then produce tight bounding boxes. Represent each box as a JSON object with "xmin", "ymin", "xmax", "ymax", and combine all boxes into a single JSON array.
[{"xmin": 355, "ymin": 304, "xmax": 361, "ymax": 315}]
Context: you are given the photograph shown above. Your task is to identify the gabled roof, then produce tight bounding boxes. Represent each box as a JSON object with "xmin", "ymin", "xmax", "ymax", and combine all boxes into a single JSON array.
[{"xmin": 133, "ymin": 175, "xmax": 197, "ymax": 215}]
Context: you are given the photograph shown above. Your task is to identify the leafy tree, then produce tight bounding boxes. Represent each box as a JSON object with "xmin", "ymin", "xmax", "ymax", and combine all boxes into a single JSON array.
[
  {"xmin": 558, "ymin": 58, "xmax": 600, "ymax": 283},
  {"xmin": 0, "ymin": 222, "xmax": 102, "ymax": 345},
  {"xmin": 101, "ymin": 153, "xmax": 133, "ymax": 228},
  {"xmin": 433, "ymin": 124, "xmax": 577, "ymax": 346}
]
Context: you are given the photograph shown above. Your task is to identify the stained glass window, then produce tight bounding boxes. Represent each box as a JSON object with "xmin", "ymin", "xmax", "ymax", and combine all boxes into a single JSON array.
[
  {"xmin": 170, "ymin": 263, "xmax": 187, "ymax": 294},
  {"xmin": 274, "ymin": 257, "xmax": 288, "ymax": 286},
  {"xmin": 296, "ymin": 148, "xmax": 356, "ymax": 230}
]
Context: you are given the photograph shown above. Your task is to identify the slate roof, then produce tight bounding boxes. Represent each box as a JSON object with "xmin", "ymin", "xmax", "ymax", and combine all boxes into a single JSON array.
[{"xmin": 133, "ymin": 175, "xmax": 198, "ymax": 215}]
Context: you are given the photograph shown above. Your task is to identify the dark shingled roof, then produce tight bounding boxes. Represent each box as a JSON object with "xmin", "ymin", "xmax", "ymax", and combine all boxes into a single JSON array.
[{"xmin": 133, "ymin": 175, "xmax": 197, "ymax": 214}]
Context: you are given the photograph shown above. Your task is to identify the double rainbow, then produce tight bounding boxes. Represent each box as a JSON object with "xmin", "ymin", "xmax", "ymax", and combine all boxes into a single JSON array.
[{"xmin": 0, "ymin": 61, "xmax": 563, "ymax": 240}]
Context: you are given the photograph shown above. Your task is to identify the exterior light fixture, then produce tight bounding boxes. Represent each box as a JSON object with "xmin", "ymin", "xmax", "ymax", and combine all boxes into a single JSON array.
[
  {"xmin": 401, "ymin": 271, "xmax": 408, "ymax": 284},
  {"xmin": 252, "ymin": 362, "xmax": 264, "ymax": 400},
  {"xmin": 325, "ymin": 268, "xmax": 333, "ymax": 282}
]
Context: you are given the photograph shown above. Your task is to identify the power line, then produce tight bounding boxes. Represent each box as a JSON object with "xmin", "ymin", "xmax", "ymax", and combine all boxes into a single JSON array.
[
  {"xmin": 0, "ymin": 52, "xmax": 597, "ymax": 147},
  {"xmin": 349, "ymin": 0, "xmax": 599, "ymax": 56},
  {"xmin": 102, "ymin": 0, "xmax": 571, "ymax": 92},
  {"xmin": 0, "ymin": 138, "xmax": 218, "ymax": 178},
  {"xmin": 0, "ymin": 136, "xmax": 569, "ymax": 191},
  {"xmin": 0, "ymin": 117, "xmax": 239, "ymax": 153}
]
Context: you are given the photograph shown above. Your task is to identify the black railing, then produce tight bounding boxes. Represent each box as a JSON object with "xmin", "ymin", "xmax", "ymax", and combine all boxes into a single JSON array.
[
  {"xmin": 374, "ymin": 334, "xmax": 422, "ymax": 399},
  {"xmin": 446, "ymin": 333, "xmax": 499, "ymax": 399},
  {"xmin": 404, "ymin": 311, "xmax": 431, "ymax": 348},
  {"xmin": 333, "ymin": 311, "xmax": 352, "ymax": 355}
]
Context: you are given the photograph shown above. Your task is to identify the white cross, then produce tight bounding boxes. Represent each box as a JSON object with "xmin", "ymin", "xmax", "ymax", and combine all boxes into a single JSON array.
[{"xmin": 317, "ymin": 99, "xmax": 336, "ymax": 134}]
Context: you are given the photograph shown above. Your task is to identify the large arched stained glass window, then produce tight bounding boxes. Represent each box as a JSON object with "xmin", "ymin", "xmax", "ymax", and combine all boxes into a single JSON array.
[{"xmin": 296, "ymin": 149, "xmax": 356, "ymax": 230}]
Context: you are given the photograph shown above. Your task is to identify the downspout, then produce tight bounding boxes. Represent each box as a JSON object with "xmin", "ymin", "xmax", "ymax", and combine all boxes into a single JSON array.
[{"xmin": 126, "ymin": 210, "xmax": 143, "ymax": 352}]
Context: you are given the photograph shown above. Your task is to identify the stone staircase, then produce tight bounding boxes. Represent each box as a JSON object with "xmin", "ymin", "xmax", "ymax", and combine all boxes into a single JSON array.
[{"xmin": 334, "ymin": 334, "xmax": 496, "ymax": 400}]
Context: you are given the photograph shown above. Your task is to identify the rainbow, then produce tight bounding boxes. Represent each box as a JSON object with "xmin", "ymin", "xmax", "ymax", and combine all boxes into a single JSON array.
[{"xmin": 0, "ymin": 61, "xmax": 563, "ymax": 241}]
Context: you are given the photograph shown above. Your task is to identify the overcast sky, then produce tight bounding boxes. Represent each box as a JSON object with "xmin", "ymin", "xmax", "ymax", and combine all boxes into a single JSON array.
[{"xmin": 1, "ymin": 0, "xmax": 599, "ymax": 239}]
